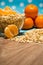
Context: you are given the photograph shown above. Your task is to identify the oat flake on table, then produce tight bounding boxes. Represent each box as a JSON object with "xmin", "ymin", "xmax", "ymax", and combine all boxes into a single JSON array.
[{"xmin": 11, "ymin": 29, "xmax": 43, "ymax": 43}]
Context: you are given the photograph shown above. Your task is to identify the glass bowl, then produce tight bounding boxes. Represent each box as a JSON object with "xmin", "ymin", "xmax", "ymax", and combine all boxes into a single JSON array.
[{"xmin": 0, "ymin": 13, "xmax": 24, "ymax": 32}]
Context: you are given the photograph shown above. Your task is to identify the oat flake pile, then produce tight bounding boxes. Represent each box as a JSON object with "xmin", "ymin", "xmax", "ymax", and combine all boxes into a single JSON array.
[{"xmin": 11, "ymin": 29, "xmax": 43, "ymax": 43}]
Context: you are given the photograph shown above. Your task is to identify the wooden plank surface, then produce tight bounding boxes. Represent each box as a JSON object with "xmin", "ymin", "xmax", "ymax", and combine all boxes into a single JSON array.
[{"xmin": 0, "ymin": 38, "xmax": 43, "ymax": 65}]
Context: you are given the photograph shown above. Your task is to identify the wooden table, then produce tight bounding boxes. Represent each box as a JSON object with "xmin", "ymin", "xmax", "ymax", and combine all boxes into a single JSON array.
[{"xmin": 0, "ymin": 38, "xmax": 43, "ymax": 65}]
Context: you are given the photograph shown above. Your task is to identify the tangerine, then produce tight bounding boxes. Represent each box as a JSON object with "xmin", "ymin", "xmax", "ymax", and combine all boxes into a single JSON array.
[
  {"xmin": 25, "ymin": 4, "xmax": 38, "ymax": 19},
  {"xmin": 22, "ymin": 18, "xmax": 34, "ymax": 29},
  {"xmin": 4, "ymin": 24, "xmax": 18, "ymax": 38},
  {"xmin": 35, "ymin": 15, "xmax": 43, "ymax": 28}
]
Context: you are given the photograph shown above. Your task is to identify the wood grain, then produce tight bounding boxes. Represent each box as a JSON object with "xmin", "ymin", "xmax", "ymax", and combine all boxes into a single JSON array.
[{"xmin": 0, "ymin": 38, "xmax": 43, "ymax": 65}]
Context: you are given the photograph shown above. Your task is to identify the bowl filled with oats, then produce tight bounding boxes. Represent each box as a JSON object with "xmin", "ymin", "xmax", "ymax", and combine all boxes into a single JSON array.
[{"xmin": 0, "ymin": 7, "xmax": 24, "ymax": 32}]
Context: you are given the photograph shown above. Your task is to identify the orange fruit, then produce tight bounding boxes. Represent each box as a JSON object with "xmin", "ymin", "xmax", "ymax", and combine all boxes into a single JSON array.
[
  {"xmin": 4, "ymin": 6, "xmax": 11, "ymax": 10},
  {"xmin": 4, "ymin": 24, "xmax": 18, "ymax": 38},
  {"xmin": 8, "ymin": 11, "xmax": 16, "ymax": 15},
  {"xmin": 0, "ymin": 9, "xmax": 4, "ymax": 15},
  {"xmin": 4, "ymin": 6, "xmax": 16, "ymax": 15},
  {"xmin": 35, "ymin": 15, "xmax": 43, "ymax": 28},
  {"xmin": 22, "ymin": 18, "xmax": 34, "ymax": 29},
  {"xmin": 25, "ymin": 4, "xmax": 38, "ymax": 19},
  {"xmin": 0, "ymin": 6, "xmax": 16, "ymax": 16},
  {"xmin": 0, "ymin": 9, "xmax": 9, "ymax": 16}
]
